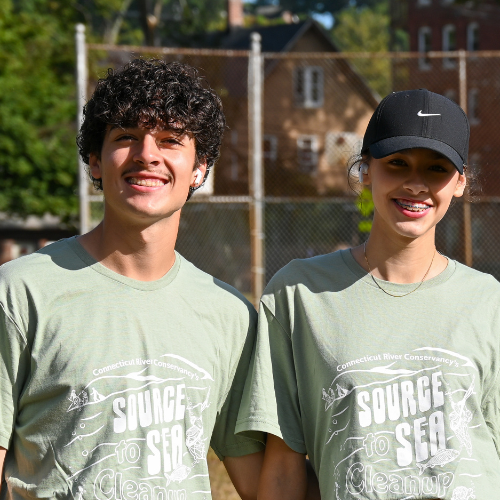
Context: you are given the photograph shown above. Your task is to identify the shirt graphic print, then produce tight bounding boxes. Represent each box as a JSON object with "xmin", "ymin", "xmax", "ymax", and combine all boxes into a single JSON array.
[
  {"xmin": 322, "ymin": 346, "xmax": 480, "ymax": 500},
  {"xmin": 64, "ymin": 354, "xmax": 215, "ymax": 500}
]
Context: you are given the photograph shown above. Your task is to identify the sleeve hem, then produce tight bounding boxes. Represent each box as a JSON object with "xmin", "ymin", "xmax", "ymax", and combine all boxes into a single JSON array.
[
  {"xmin": 211, "ymin": 441, "xmax": 265, "ymax": 461},
  {"xmin": 236, "ymin": 418, "xmax": 307, "ymax": 454},
  {"xmin": 0, "ymin": 431, "xmax": 11, "ymax": 450}
]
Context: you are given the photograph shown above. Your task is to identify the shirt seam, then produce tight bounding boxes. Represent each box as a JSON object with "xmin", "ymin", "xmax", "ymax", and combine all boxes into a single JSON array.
[
  {"xmin": 0, "ymin": 301, "xmax": 28, "ymax": 347},
  {"xmin": 67, "ymin": 238, "xmax": 182, "ymax": 291}
]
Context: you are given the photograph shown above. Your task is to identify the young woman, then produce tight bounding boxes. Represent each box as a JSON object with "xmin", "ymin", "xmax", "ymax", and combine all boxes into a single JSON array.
[{"xmin": 236, "ymin": 89, "xmax": 500, "ymax": 500}]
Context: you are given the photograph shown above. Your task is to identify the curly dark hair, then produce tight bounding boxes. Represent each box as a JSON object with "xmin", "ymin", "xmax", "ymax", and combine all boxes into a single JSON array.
[{"xmin": 76, "ymin": 58, "xmax": 226, "ymax": 199}]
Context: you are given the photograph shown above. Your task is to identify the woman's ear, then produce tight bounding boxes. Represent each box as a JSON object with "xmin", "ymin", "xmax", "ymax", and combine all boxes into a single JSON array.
[
  {"xmin": 359, "ymin": 162, "xmax": 371, "ymax": 186},
  {"xmin": 89, "ymin": 153, "xmax": 102, "ymax": 180},
  {"xmin": 453, "ymin": 173, "xmax": 467, "ymax": 198}
]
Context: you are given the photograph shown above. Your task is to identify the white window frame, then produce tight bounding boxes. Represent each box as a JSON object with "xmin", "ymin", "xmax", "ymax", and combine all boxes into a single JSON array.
[
  {"xmin": 294, "ymin": 66, "xmax": 324, "ymax": 108},
  {"xmin": 263, "ymin": 135, "xmax": 278, "ymax": 162},
  {"xmin": 467, "ymin": 22, "xmax": 479, "ymax": 52},
  {"xmin": 442, "ymin": 24, "xmax": 457, "ymax": 69},
  {"xmin": 468, "ymin": 88, "xmax": 479, "ymax": 125},
  {"xmin": 297, "ymin": 135, "xmax": 319, "ymax": 174},
  {"xmin": 418, "ymin": 26, "xmax": 432, "ymax": 71}
]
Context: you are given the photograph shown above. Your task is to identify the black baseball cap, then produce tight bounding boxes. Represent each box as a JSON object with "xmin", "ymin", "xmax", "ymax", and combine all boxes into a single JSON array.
[{"xmin": 362, "ymin": 89, "xmax": 469, "ymax": 174}]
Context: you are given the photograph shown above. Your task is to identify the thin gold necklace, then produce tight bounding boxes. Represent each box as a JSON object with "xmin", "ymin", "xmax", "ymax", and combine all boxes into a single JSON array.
[{"xmin": 363, "ymin": 241, "xmax": 436, "ymax": 298}]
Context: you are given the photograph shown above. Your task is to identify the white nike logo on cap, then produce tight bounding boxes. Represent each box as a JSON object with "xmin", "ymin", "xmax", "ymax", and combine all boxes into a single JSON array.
[{"xmin": 418, "ymin": 110, "xmax": 441, "ymax": 117}]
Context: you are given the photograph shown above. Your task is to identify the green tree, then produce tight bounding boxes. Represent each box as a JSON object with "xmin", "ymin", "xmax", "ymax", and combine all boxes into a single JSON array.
[
  {"xmin": 250, "ymin": 0, "xmax": 380, "ymax": 16},
  {"xmin": 331, "ymin": 2, "xmax": 391, "ymax": 97},
  {"xmin": 0, "ymin": 0, "xmax": 79, "ymax": 221}
]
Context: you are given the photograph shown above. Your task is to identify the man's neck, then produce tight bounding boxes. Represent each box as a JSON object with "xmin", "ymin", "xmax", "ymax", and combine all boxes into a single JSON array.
[{"xmin": 78, "ymin": 210, "xmax": 180, "ymax": 282}]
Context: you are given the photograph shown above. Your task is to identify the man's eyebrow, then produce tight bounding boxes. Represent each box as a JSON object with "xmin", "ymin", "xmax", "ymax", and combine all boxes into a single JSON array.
[{"xmin": 108, "ymin": 125, "xmax": 125, "ymax": 132}]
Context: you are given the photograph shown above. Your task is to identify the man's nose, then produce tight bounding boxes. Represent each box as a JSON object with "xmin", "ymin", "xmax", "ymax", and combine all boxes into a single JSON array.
[{"xmin": 133, "ymin": 135, "xmax": 161, "ymax": 166}]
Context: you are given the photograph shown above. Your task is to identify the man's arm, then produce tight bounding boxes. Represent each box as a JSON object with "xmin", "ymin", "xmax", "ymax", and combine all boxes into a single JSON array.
[
  {"xmin": 223, "ymin": 450, "xmax": 264, "ymax": 500},
  {"xmin": 0, "ymin": 446, "xmax": 6, "ymax": 493},
  {"xmin": 258, "ymin": 434, "xmax": 307, "ymax": 500}
]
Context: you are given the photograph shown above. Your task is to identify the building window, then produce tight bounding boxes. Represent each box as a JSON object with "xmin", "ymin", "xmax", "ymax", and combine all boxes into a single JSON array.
[
  {"xmin": 297, "ymin": 135, "xmax": 319, "ymax": 174},
  {"xmin": 417, "ymin": 0, "xmax": 431, "ymax": 5},
  {"xmin": 263, "ymin": 135, "xmax": 277, "ymax": 167},
  {"xmin": 442, "ymin": 24, "xmax": 457, "ymax": 69},
  {"xmin": 468, "ymin": 89, "xmax": 479, "ymax": 124},
  {"xmin": 294, "ymin": 66, "xmax": 324, "ymax": 108},
  {"xmin": 444, "ymin": 89, "xmax": 457, "ymax": 103},
  {"xmin": 467, "ymin": 22, "xmax": 479, "ymax": 51},
  {"xmin": 418, "ymin": 27, "xmax": 432, "ymax": 70}
]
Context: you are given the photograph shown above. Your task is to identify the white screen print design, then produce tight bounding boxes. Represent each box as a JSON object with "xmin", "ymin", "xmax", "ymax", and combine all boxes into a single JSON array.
[
  {"xmin": 64, "ymin": 354, "xmax": 215, "ymax": 499},
  {"xmin": 322, "ymin": 347, "xmax": 480, "ymax": 499}
]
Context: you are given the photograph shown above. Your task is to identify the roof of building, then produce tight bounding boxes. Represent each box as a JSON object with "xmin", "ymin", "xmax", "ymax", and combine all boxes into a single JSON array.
[{"xmin": 220, "ymin": 19, "xmax": 338, "ymax": 53}]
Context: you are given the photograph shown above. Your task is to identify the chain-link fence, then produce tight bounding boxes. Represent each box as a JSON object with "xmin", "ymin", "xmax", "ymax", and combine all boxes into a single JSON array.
[{"xmin": 79, "ymin": 37, "xmax": 500, "ymax": 302}]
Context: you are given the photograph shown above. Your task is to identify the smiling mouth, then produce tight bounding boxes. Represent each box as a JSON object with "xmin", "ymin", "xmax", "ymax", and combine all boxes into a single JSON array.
[
  {"xmin": 127, "ymin": 177, "xmax": 167, "ymax": 187},
  {"xmin": 394, "ymin": 199, "xmax": 431, "ymax": 212}
]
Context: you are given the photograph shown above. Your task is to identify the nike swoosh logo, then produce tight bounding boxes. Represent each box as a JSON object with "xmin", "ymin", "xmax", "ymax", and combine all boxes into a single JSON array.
[{"xmin": 418, "ymin": 110, "xmax": 441, "ymax": 117}]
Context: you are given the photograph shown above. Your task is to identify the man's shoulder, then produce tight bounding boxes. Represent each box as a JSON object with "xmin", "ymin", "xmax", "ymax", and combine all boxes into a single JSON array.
[
  {"xmin": 0, "ymin": 239, "xmax": 75, "ymax": 283},
  {"xmin": 176, "ymin": 253, "xmax": 256, "ymax": 316}
]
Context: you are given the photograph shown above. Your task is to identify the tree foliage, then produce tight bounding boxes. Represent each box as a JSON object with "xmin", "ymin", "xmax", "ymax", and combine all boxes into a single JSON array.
[
  {"xmin": 331, "ymin": 2, "xmax": 392, "ymax": 97},
  {"xmin": 249, "ymin": 0, "xmax": 380, "ymax": 16},
  {"xmin": 0, "ymin": 0, "xmax": 79, "ymax": 220}
]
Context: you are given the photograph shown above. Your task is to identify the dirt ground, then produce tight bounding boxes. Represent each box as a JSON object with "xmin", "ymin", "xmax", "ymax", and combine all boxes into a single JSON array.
[{"xmin": 207, "ymin": 448, "xmax": 240, "ymax": 500}]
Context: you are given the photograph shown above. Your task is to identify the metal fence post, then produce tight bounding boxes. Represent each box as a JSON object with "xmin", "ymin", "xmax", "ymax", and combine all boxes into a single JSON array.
[
  {"xmin": 459, "ymin": 49, "xmax": 473, "ymax": 267},
  {"xmin": 76, "ymin": 24, "xmax": 90, "ymax": 235},
  {"xmin": 248, "ymin": 33, "xmax": 265, "ymax": 306}
]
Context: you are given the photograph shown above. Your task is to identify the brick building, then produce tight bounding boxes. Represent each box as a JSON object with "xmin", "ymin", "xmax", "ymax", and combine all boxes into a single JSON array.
[{"xmin": 390, "ymin": 0, "xmax": 500, "ymax": 196}]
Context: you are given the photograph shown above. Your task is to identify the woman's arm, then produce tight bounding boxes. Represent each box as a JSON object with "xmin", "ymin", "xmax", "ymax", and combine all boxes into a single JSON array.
[
  {"xmin": 258, "ymin": 434, "xmax": 307, "ymax": 500},
  {"xmin": 223, "ymin": 450, "xmax": 265, "ymax": 500}
]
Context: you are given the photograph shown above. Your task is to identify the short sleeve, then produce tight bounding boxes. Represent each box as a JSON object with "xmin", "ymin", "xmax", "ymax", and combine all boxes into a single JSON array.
[
  {"xmin": 236, "ymin": 301, "xmax": 306, "ymax": 454},
  {"xmin": 210, "ymin": 314, "xmax": 265, "ymax": 461},
  {"xmin": 0, "ymin": 302, "xmax": 30, "ymax": 449}
]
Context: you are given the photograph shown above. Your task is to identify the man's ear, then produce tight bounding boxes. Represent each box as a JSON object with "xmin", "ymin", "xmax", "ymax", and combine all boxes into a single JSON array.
[
  {"xmin": 453, "ymin": 173, "xmax": 467, "ymax": 198},
  {"xmin": 191, "ymin": 159, "xmax": 208, "ymax": 187},
  {"xmin": 89, "ymin": 153, "xmax": 102, "ymax": 179}
]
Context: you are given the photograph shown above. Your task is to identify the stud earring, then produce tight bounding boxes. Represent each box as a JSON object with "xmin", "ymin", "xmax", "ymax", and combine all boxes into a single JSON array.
[{"xmin": 358, "ymin": 163, "xmax": 369, "ymax": 183}]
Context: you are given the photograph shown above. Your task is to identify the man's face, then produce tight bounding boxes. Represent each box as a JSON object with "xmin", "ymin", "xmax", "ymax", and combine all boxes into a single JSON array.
[{"xmin": 89, "ymin": 125, "xmax": 206, "ymax": 225}]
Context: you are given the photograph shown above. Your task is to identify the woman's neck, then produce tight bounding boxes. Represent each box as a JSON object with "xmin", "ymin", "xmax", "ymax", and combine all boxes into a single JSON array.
[{"xmin": 350, "ymin": 227, "xmax": 448, "ymax": 284}]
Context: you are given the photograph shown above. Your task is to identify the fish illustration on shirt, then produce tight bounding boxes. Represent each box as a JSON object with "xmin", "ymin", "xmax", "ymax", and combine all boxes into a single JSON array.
[
  {"xmin": 416, "ymin": 448, "xmax": 460, "ymax": 475},
  {"xmin": 164, "ymin": 464, "xmax": 191, "ymax": 486},
  {"xmin": 322, "ymin": 388, "xmax": 336, "ymax": 410}
]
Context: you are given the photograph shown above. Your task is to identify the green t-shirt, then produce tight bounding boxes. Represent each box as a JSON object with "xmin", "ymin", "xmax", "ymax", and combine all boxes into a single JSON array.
[
  {"xmin": 237, "ymin": 249, "xmax": 500, "ymax": 499},
  {"xmin": 0, "ymin": 237, "xmax": 263, "ymax": 499}
]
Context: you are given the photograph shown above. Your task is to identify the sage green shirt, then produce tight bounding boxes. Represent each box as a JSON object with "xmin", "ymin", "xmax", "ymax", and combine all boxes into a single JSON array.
[
  {"xmin": 0, "ymin": 237, "xmax": 263, "ymax": 499},
  {"xmin": 237, "ymin": 249, "xmax": 500, "ymax": 499}
]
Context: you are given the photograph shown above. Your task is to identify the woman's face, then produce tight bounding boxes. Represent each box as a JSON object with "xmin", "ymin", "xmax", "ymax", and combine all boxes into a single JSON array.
[{"xmin": 362, "ymin": 148, "xmax": 467, "ymax": 241}]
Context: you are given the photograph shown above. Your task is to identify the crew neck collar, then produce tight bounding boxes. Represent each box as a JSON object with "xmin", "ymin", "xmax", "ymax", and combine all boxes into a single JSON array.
[
  {"xmin": 67, "ymin": 236, "xmax": 181, "ymax": 291},
  {"xmin": 340, "ymin": 247, "xmax": 456, "ymax": 294}
]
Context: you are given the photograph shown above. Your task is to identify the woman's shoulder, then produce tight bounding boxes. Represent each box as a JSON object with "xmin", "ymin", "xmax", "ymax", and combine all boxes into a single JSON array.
[
  {"xmin": 264, "ymin": 250, "xmax": 349, "ymax": 294},
  {"xmin": 452, "ymin": 259, "xmax": 500, "ymax": 291}
]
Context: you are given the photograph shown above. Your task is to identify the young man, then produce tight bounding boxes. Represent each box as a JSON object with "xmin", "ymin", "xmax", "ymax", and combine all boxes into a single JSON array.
[{"xmin": 0, "ymin": 59, "xmax": 264, "ymax": 499}]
